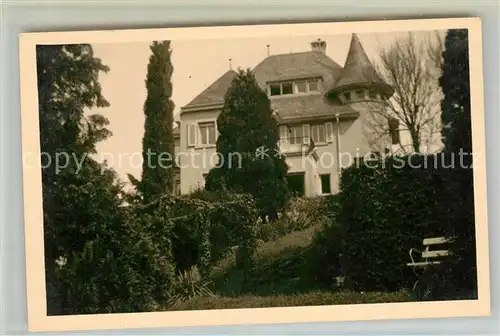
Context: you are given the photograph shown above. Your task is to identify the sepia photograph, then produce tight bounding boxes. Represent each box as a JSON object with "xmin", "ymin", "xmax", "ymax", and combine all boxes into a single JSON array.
[{"xmin": 19, "ymin": 18, "xmax": 489, "ymax": 331}]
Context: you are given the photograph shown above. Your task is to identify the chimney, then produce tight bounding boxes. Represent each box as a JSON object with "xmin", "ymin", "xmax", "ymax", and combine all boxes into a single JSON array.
[
  {"xmin": 266, "ymin": 44, "xmax": 270, "ymax": 56},
  {"xmin": 311, "ymin": 38, "xmax": 326, "ymax": 53},
  {"xmin": 229, "ymin": 58, "xmax": 232, "ymax": 70}
]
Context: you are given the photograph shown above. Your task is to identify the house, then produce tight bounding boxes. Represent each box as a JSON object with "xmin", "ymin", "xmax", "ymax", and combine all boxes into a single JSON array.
[{"xmin": 177, "ymin": 34, "xmax": 394, "ymax": 197}]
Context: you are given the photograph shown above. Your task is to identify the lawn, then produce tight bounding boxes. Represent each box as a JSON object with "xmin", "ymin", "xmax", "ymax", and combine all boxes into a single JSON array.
[
  {"xmin": 170, "ymin": 290, "xmax": 410, "ymax": 311},
  {"xmin": 210, "ymin": 224, "xmax": 323, "ymax": 296}
]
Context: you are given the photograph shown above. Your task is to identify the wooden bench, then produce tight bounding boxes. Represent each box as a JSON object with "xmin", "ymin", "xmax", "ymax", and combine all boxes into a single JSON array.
[
  {"xmin": 407, "ymin": 237, "xmax": 454, "ymax": 268},
  {"xmin": 407, "ymin": 236, "xmax": 455, "ymax": 299}
]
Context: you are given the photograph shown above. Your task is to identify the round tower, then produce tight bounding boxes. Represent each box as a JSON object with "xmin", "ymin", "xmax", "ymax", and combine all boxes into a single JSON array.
[
  {"xmin": 326, "ymin": 33, "xmax": 393, "ymax": 104},
  {"xmin": 325, "ymin": 33, "xmax": 395, "ymax": 157}
]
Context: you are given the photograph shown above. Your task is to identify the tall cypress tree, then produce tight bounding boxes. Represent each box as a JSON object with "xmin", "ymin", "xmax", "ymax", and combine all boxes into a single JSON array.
[
  {"xmin": 205, "ymin": 69, "xmax": 289, "ymax": 220},
  {"xmin": 140, "ymin": 41, "xmax": 175, "ymax": 202},
  {"xmin": 440, "ymin": 29, "xmax": 471, "ymax": 154},
  {"xmin": 439, "ymin": 29, "xmax": 476, "ymax": 293}
]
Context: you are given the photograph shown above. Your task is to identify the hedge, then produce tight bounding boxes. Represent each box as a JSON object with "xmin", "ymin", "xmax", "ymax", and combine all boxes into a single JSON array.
[
  {"xmin": 336, "ymin": 154, "xmax": 475, "ymax": 292},
  {"xmin": 143, "ymin": 191, "xmax": 259, "ymax": 278}
]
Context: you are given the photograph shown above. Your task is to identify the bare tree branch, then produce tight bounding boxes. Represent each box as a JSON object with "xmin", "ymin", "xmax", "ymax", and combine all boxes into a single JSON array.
[{"xmin": 366, "ymin": 31, "xmax": 445, "ymax": 153}]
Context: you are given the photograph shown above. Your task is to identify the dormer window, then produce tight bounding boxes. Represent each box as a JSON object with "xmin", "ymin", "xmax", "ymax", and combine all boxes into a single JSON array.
[
  {"xmin": 343, "ymin": 92, "xmax": 351, "ymax": 102},
  {"xmin": 268, "ymin": 78, "xmax": 322, "ymax": 97},
  {"xmin": 308, "ymin": 80, "xmax": 319, "ymax": 92},
  {"xmin": 369, "ymin": 89, "xmax": 377, "ymax": 100},
  {"xmin": 270, "ymin": 83, "xmax": 281, "ymax": 96},
  {"xmin": 295, "ymin": 81, "xmax": 307, "ymax": 93},
  {"xmin": 282, "ymin": 82, "xmax": 293, "ymax": 95}
]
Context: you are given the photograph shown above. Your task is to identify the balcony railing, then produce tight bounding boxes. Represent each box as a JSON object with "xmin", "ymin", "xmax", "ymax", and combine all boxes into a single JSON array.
[{"xmin": 278, "ymin": 136, "xmax": 316, "ymax": 154}]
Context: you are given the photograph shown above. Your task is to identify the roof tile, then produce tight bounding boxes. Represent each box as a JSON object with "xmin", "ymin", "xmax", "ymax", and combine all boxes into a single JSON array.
[
  {"xmin": 182, "ymin": 70, "xmax": 236, "ymax": 109},
  {"xmin": 271, "ymin": 93, "xmax": 358, "ymax": 121}
]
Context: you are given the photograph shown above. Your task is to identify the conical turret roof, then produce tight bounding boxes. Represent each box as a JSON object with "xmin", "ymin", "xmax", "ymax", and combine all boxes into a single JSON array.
[{"xmin": 329, "ymin": 34, "xmax": 393, "ymax": 96}]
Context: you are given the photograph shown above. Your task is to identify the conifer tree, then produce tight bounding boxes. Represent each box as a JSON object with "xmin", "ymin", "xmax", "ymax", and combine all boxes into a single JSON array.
[
  {"xmin": 440, "ymin": 29, "xmax": 471, "ymax": 154},
  {"xmin": 439, "ymin": 29, "xmax": 476, "ymax": 293},
  {"xmin": 140, "ymin": 41, "xmax": 175, "ymax": 202},
  {"xmin": 205, "ymin": 69, "xmax": 289, "ymax": 220}
]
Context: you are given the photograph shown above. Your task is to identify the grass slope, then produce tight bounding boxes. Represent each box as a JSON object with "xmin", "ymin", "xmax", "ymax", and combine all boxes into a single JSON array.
[
  {"xmin": 211, "ymin": 224, "xmax": 323, "ymax": 297},
  {"xmin": 171, "ymin": 222, "xmax": 410, "ymax": 310}
]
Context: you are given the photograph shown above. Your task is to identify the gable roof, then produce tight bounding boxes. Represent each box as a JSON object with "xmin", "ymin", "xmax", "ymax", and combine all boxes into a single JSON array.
[
  {"xmin": 181, "ymin": 50, "xmax": 343, "ymax": 113},
  {"xmin": 182, "ymin": 70, "xmax": 237, "ymax": 110},
  {"xmin": 329, "ymin": 34, "xmax": 392, "ymax": 95},
  {"xmin": 252, "ymin": 51, "xmax": 342, "ymax": 89}
]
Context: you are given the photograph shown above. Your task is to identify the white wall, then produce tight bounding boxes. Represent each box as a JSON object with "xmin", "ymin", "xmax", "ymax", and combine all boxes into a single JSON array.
[{"xmin": 179, "ymin": 109, "xmax": 220, "ymax": 194}]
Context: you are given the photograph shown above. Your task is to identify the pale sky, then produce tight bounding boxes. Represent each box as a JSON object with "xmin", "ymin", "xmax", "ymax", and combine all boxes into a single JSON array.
[{"xmin": 86, "ymin": 31, "xmax": 439, "ymax": 184}]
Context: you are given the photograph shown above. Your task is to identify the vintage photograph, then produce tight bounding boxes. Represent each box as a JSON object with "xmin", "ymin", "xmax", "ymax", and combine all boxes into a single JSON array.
[{"xmin": 20, "ymin": 18, "xmax": 489, "ymax": 330}]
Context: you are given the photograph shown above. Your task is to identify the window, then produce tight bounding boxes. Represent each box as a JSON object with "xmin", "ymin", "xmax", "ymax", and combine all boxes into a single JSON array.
[
  {"xmin": 343, "ymin": 92, "xmax": 351, "ymax": 102},
  {"xmin": 369, "ymin": 89, "xmax": 377, "ymax": 100},
  {"xmin": 199, "ymin": 121, "xmax": 216, "ymax": 145},
  {"xmin": 311, "ymin": 123, "xmax": 326, "ymax": 143},
  {"xmin": 268, "ymin": 78, "xmax": 321, "ymax": 97},
  {"xmin": 295, "ymin": 81, "xmax": 307, "ymax": 93},
  {"xmin": 355, "ymin": 89, "xmax": 364, "ymax": 99},
  {"xmin": 308, "ymin": 80, "xmax": 319, "ymax": 92},
  {"xmin": 320, "ymin": 174, "xmax": 331, "ymax": 194},
  {"xmin": 282, "ymin": 82, "xmax": 293, "ymax": 95},
  {"xmin": 288, "ymin": 125, "xmax": 303, "ymax": 145},
  {"xmin": 270, "ymin": 83, "xmax": 281, "ymax": 96}
]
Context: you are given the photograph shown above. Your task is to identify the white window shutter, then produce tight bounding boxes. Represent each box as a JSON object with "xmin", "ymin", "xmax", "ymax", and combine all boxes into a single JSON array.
[
  {"xmin": 196, "ymin": 123, "xmax": 203, "ymax": 146},
  {"xmin": 302, "ymin": 124, "xmax": 310, "ymax": 144},
  {"xmin": 187, "ymin": 123, "xmax": 196, "ymax": 147},
  {"xmin": 325, "ymin": 122, "xmax": 334, "ymax": 143}
]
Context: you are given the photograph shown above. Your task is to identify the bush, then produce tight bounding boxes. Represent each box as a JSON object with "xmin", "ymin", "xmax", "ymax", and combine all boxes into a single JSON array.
[
  {"xmin": 308, "ymin": 194, "xmax": 344, "ymax": 287},
  {"xmin": 337, "ymin": 155, "xmax": 462, "ymax": 292},
  {"xmin": 52, "ymin": 200, "xmax": 177, "ymax": 314},
  {"xmin": 258, "ymin": 196, "xmax": 331, "ymax": 242},
  {"xmin": 167, "ymin": 266, "xmax": 215, "ymax": 307},
  {"xmin": 155, "ymin": 190, "xmax": 259, "ymax": 277}
]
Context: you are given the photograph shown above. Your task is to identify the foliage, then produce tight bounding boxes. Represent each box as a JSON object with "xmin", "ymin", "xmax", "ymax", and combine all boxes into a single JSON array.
[
  {"xmin": 146, "ymin": 191, "xmax": 259, "ymax": 278},
  {"xmin": 37, "ymin": 44, "xmax": 111, "ymax": 314},
  {"xmin": 336, "ymin": 156, "xmax": 455, "ymax": 291},
  {"xmin": 440, "ymin": 29, "xmax": 471, "ymax": 154},
  {"xmin": 439, "ymin": 29, "xmax": 476, "ymax": 291},
  {"xmin": 258, "ymin": 196, "xmax": 330, "ymax": 242},
  {"xmin": 212, "ymin": 224, "xmax": 322, "ymax": 297},
  {"xmin": 308, "ymin": 194, "xmax": 345, "ymax": 287},
  {"xmin": 60, "ymin": 199, "xmax": 178, "ymax": 313},
  {"xmin": 38, "ymin": 44, "xmax": 178, "ymax": 315},
  {"xmin": 205, "ymin": 69, "xmax": 290, "ymax": 220},
  {"xmin": 170, "ymin": 290, "xmax": 410, "ymax": 311},
  {"xmin": 137, "ymin": 40, "xmax": 176, "ymax": 202},
  {"xmin": 167, "ymin": 266, "xmax": 215, "ymax": 307}
]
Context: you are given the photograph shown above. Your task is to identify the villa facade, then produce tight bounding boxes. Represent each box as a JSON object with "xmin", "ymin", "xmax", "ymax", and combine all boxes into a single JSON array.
[{"xmin": 174, "ymin": 34, "xmax": 395, "ymax": 197}]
